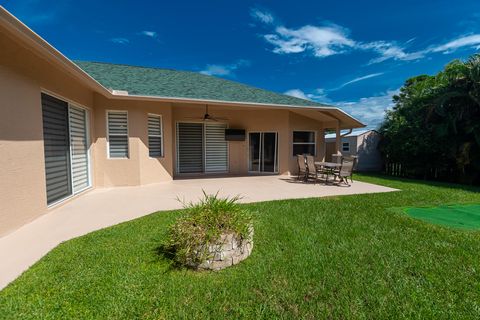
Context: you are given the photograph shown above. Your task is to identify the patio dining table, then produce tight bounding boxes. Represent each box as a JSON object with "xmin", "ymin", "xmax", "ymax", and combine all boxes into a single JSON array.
[{"xmin": 315, "ymin": 161, "xmax": 342, "ymax": 183}]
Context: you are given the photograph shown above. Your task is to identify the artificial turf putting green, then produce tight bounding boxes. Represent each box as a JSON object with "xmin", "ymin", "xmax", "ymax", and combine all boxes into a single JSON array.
[{"xmin": 405, "ymin": 204, "xmax": 480, "ymax": 230}]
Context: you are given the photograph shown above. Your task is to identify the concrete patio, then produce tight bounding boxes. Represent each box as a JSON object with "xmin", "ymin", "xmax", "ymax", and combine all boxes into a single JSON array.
[{"xmin": 0, "ymin": 175, "xmax": 397, "ymax": 290}]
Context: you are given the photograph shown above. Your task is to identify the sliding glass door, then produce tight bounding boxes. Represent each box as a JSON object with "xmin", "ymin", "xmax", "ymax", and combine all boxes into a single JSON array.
[
  {"xmin": 176, "ymin": 122, "xmax": 228, "ymax": 174},
  {"xmin": 249, "ymin": 132, "xmax": 278, "ymax": 173},
  {"xmin": 41, "ymin": 93, "xmax": 90, "ymax": 205}
]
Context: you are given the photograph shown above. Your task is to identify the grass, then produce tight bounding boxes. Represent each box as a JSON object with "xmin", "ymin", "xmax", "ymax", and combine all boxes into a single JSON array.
[{"xmin": 1, "ymin": 174, "xmax": 480, "ymax": 319}]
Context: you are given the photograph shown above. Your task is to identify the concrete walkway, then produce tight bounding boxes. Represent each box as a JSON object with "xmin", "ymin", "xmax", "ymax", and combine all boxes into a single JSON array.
[{"xmin": 0, "ymin": 175, "xmax": 397, "ymax": 290}]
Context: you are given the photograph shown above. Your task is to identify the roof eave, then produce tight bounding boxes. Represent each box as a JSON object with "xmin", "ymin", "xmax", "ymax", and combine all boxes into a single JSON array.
[{"xmin": 108, "ymin": 93, "xmax": 365, "ymax": 129}]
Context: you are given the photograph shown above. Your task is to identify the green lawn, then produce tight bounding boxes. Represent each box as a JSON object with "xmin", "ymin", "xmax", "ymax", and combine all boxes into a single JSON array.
[{"xmin": 1, "ymin": 175, "xmax": 480, "ymax": 319}]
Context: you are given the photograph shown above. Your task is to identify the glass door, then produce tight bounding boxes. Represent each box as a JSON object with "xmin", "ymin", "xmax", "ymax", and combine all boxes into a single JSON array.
[{"xmin": 249, "ymin": 132, "xmax": 278, "ymax": 173}]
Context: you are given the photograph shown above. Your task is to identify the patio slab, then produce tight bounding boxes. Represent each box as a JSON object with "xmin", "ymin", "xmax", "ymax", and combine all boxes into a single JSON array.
[{"xmin": 0, "ymin": 175, "xmax": 397, "ymax": 290}]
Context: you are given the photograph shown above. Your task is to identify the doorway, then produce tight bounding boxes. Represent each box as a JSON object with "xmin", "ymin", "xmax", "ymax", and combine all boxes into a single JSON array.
[{"xmin": 248, "ymin": 132, "xmax": 278, "ymax": 173}]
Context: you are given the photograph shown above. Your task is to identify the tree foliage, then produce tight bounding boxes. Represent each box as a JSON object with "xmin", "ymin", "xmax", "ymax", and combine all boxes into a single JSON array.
[{"xmin": 379, "ymin": 54, "xmax": 480, "ymax": 184}]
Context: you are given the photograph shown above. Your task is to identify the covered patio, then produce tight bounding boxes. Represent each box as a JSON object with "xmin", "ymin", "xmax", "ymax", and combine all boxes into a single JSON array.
[{"xmin": 0, "ymin": 175, "xmax": 396, "ymax": 289}]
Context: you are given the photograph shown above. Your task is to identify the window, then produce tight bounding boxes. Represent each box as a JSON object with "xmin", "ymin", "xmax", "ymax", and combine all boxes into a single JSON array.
[
  {"xmin": 148, "ymin": 114, "xmax": 163, "ymax": 157},
  {"xmin": 342, "ymin": 142, "xmax": 350, "ymax": 152},
  {"xmin": 293, "ymin": 131, "xmax": 316, "ymax": 156},
  {"xmin": 107, "ymin": 111, "xmax": 128, "ymax": 158}
]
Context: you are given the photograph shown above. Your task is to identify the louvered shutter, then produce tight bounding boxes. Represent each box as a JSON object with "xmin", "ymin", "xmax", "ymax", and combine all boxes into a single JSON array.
[
  {"xmin": 177, "ymin": 123, "xmax": 203, "ymax": 173},
  {"xmin": 41, "ymin": 93, "xmax": 72, "ymax": 204},
  {"xmin": 205, "ymin": 123, "xmax": 228, "ymax": 172},
  {"xmin": 69, "ymin": 106, "xmax": 89, "ymax": 192},
  {"xmin": 107, "ymin": 111, "xmax": 128, "ymax": 158},
  {"xmin": 148, "ymin": 115, "xmax": 163, "ymax": 157}
]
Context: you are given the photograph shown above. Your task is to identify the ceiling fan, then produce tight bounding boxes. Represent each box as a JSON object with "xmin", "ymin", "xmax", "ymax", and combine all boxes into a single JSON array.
[{"xmin": 186, "ymin": 104, "xmax": 228, "ymax": 122}]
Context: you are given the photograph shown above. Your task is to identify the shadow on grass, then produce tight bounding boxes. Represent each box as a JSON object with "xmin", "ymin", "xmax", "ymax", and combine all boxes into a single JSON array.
[{"xmin": 149, "ymin": 244, "xmax": 178, "ymax": 272}]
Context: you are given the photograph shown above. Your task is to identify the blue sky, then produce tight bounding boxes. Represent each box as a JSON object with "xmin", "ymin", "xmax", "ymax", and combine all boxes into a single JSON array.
[{"xmin": 3, "ymin": 0, "xmax": 480, "ymax": 128}]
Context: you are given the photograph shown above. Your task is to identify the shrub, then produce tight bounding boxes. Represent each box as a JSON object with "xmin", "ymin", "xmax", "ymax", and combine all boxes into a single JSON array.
[{"xmin": 163, "ymin": 191, "xmax": 253, "ymax": 267}]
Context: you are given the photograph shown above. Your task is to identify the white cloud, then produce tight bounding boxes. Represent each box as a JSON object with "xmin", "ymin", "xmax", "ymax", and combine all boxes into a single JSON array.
[
  {"xmin": 336, "ymin": 90, "xmax": 398, "ymax": 128},
  {"xmin": 110, "ymin": 37, "xmax": 129, "ymax": 44},
  {"xmin": 265, "ymin": 24, "xmax": 355, "ymax": 57},
  {"xmin": 284, "ymin": 88, "xmax": 332, "ymax": 103},
  {"xmin": 200, "ymin": 60, "xmax": 251, "ymax": 76},
  {"xmin": 253, "ymin": 8, "xmax": 480, "ymax": 64},
  {"xmin": 286, "ymin": 88, "xmax": 399, "ymax": 128},
  {"xmin": 359, "ymin": 41, "xmax": 425, "ymax": 64},
  {"xmin": 284, "ymin": 89, "xmax": 309, "ymax": 99},
  {"xmin": 250, "ymin": 8, "xmax": 274, "ymax": 24},
  {"xmin": 140, "ymin": 31, "xmax": 158, "ymax": 38},
  {"xmin": 338, "ymin": 72, "xmax": 384, "ymax": 88},
  {"xmin": 430, "ymin": 34, "xmax": 480, "ymax": 53}
]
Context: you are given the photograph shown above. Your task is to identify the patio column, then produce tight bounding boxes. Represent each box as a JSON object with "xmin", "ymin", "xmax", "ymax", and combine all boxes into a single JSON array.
[{"xmin": 335, "ymin": 121, "xmax": 341, "ymax": 155}]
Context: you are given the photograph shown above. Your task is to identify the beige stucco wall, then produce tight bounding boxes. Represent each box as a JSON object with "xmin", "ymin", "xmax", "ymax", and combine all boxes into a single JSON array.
[
  {"xmin": 0, "ymin": 31, "xmax": 95, "ymax": 236},
  {"xmin": 0, "ymin": 67, "xmax": 47, "ymax": 236},
  {"xmin": 172, "ymin": 104, "xmax": 293, "ymax": 175},
  {"xmin": 92, "ymin": 95, "xmax": 174, "ymax": 187},
  {"xmin": 288, "ymin": 112, "xmax": 325, "ymax": 174}
]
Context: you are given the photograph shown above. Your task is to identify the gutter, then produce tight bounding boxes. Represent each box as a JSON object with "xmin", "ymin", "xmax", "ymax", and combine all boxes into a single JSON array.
[{"xmin": 341, "ymin": 129, "xmax": 353, "ymax": 137}]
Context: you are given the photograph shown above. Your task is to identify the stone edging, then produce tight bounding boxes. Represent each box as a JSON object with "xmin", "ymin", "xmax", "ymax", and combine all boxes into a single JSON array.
[{"xmin": 195, "ymin": 226, "xmax": 253, "ymax": 271}]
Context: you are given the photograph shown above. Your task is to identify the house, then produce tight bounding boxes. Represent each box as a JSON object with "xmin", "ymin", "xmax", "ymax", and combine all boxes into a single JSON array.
[
  {"xmin": 325, "ymin": 129, "xmax": 382, "ymax": 171},
  {"xmin": 0, "ymin": 6, "xmax": 364, "ymax": 236}
]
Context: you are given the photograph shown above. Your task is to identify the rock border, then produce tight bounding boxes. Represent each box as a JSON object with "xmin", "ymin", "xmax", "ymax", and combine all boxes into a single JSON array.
[{"xmin": 193, "ymin": 226, "xmax": 253, "ymax": 271}]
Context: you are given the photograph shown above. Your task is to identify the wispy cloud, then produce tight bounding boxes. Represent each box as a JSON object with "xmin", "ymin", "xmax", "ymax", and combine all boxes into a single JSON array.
[
  {"xmin": 284, "ymin": 89, "xmax": 309, "ymax": 100},
  {"xmin": 265, "ymin": 24, "xmax": 355, "ymax": 57},
  {"xmin": 430, "ymin": 34, "xmax": 480, "ymax": 53},
  {"xmin": 359, "ymin": 41, "xmax": 425, "ymax": 64},
  {"xmin": 338, "ymin": 73, "xmax": 384, "ymax": 88},
  {"xmin": 285, "ymin": 87, "xmax": 398, "ymax": 128},
  {"xmin": 140, "ymin": 30, "xmax": 158, "ymax": 38},
  {"xmin": 250, "ymin": 8, "xmax": 274, "ymax": 24},
  {"xmin": 284, "ymin": 88, "xmax": 332, "ymax": 103},
  {"xmin": 336, "ymin": 90, "xmax": 399, "ymax": 128},
  {"xmin": 253, "ymin": 8, "xmax": 480, "ymax": 64},
  {"xmin": 110, "ymin": 37, "xmax": 130, "ymax": 44},
  {"xmin": 200, "ymin": 59, "xmax": 251, "ymax": 76}
]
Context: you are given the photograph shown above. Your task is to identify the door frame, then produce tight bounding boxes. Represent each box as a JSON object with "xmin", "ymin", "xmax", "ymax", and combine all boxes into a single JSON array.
[{"xmin": 247, "ymin": 131, "xmax": 279, "ymax": 174}]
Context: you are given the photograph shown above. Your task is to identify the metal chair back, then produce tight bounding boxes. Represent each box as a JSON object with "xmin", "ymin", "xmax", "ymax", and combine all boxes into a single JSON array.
[
  {"xmin": 297, "ymin": 155, "xmax": 307, "ymax": 173},
  {"xmin": 305, "ymin": 155, "xmax": 316, "ymax": 172},
  {"xmin": 340, "ymin": 157, "xmax": 355, "ymax": 177}
]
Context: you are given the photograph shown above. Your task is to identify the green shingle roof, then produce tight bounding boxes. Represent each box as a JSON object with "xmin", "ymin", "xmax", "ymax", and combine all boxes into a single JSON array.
[{"xmin": 74, "ymin": 61, "xmax": 326, "ymax": 107}]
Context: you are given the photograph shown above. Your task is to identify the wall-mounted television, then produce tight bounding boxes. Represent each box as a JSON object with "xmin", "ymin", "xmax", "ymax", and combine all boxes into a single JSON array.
[{"xmin": 225, "ymin": 129, "xmax": 245, "ymax": 141}]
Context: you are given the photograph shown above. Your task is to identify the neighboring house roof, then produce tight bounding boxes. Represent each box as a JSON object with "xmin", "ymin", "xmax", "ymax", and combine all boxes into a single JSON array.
[
  {"xmin": 325, "ymin": 129, "xmax": 377, "ymax": 139},
  {"xmin": 74, "ymin": 61, "xmax": 327, "ymax": 107}
]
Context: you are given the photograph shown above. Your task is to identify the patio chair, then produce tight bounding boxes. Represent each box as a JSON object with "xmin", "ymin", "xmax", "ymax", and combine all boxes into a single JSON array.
[
  {"xmin": 305, "ymin": 155, "xmax": 323, "ymax": 184},
  {"xmin": 334, "ymin": 156, "xmax": 355, "ymax": 185},
  {"xmin": 332, "ymin": 154, "xmax": 342, "ymax": 164},
  {"xmin": 296, "ymin": 155, "xmax": 308, "ymax": 181}
]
